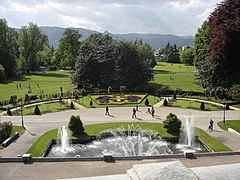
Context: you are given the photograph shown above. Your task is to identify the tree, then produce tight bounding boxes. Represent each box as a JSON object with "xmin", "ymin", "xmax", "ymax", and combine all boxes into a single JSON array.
[
  {"xmin": 163, "ymin": 98, "xmax": 168, "ymax": 106},
  {"xmin": 72, "ymin": 34, "xmax": 153, "ymax": 89},
  {"xmin": 34, "ymin": 105, "xmax": 41, "ymax": 115},
  {"xmin": 0, "ymin": 121, "xmax": 13, "ymax": 143},
  {"xmin": 18, "ymin": 22, "xmax": 49, "ymax": 72},
  {"xmin": 196, "ymin": 1, "xmax": 240, "ymax": 89},
  {"xmin": 163, "ymin": 113, "xmax": 181, "ymax": 135},
  {"xmin": 194, "ymin": 21, "xmax": 211, "ymax": 67},
  {"xmin": 134, "ymin": 40, "xmax": 156, "ymax": 68},
  {"xmin": 207, "ymin": 0, "xmax": 240, "ymax": 88},
  {"xmin": 160, "ymin": 43, "xmax": 180, "ymax": 63},
  {"xmin": 227, "ymin": 84, "xmax": 240, "ymax": 101},
  {"xmin": 145, "ymin": 98, "xmax": 149, "ymax": 106},
  {"xmin": 70, "ymin": 101, "xmax": 74, "ymax": 109},
  {"xmin": 0, "ymin": 18, "xmax": 18, "ymax": 78},
  {"xmin": 53, "ymin": 28, "xmax": 81, "ymax": 69},
  {"xmin": 200, "ymin": 102, "xmax": 205, "ymax": 111},
  {"xmin": 68, "ymin": 115, "xmax": 84, "ymax": 136},
  {"xmin": 90, "ymin": 100, "xmax": 93, "ymax": 107},
  {"xmin": 7, "ymin": 107, "xmax": 12, "ymax": 116},
  {"xmin": 180, "ymin": 46, "xmax": 195, "ymax": 65},
  {"xmin": 0, "ymin": 64, "xmax": 6, "ymax": 82}
]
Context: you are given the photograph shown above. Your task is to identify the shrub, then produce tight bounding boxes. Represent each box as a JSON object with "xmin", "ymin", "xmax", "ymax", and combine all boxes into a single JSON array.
[
  {"xmin": 34, "ymin": 105, "xmax": 41, "ymax": 115},
  {"xmin": 163, "ymin": 113, "xmax": 181, "ymax": 135},
  {"xmin": 200, "ymin": 102, "xmax": 205, "ymax": 110},
  {"xmin": 90, "ymin": 100, "xmax": 93, "ymax": 107},
  {"xmin": 7, "ymin": 107, "xmax": 12, "ymax": 116},
  {"xmin": 145, "ymin": 98, "xmax": 149, "ymax": 106},
  {"xmin": 0, "ymin": 121, "xmax": 13, "ymax": 143},
  {"xmin": 70, "ymin": 102, "xmax": 74, "ymax": 109},
  {"xmin": 163, "ymin": 98, "xmax": 168, "ymax": 106},
  {"xmin": 225, "ymin": 103, "xmax": 230, "ymax": 110},
  {"xmin": 173, "ymin": 92, "xmax": 177, "ymax": 100},
  {"xmin": 68, "ymin": 115, "xmax": 84, "ymax": 136}
]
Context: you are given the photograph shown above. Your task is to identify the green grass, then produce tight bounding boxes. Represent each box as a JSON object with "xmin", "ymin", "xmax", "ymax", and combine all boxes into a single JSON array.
[
  {"xmin": 232, "ymin": 104, "xmax": 240, "ymax": 108},
  {"xmin": 0, "ymin": 70, "xmax": 75, "ymax": 102},
  {"xmin": 26, "ymin": 129, "xmax": 58, "ymax": 157},
  {"xmin": 168, "ymin": 99, "xmax": 223, "ymax": 111},
  {"xmin": 149, "ymin": 62, "xmax": 204, "ymax": 92},
  {"xmin": 218, "ymin": 120, "xmax": 240, "ymax": 133},
  {"xmin": 0, "ymin": 126, "xmax": 26, "ymax": 150},
  {"xmin": 26, "ymin": 122, "xmax": 176, "ymax": 157},
  {"xmin": 195, "ymin": 128, "xmax": 231, "ymax": 152},
  {"xmin": 10, "ymin": 102, "xmax": 72, "ymax": 116},
  {"xmin": 75, "ymin": 94, "xmax": 161, "ymax": 108},
  {"xmin": 27, "ymin": 122, "xmax": 230, "ymax": 157}
]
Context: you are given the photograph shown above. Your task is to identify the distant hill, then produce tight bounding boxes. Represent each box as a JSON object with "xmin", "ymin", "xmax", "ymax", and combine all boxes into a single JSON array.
[{"xmin": 18, "ymin": 26, "xmax": 194, "ymax": 49}]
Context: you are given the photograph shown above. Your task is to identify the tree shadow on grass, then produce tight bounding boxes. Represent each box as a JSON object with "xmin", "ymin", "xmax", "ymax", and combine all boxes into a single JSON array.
[{"xmin": 32, "ymin": 72, "xmax": 69, "ymax": 78}]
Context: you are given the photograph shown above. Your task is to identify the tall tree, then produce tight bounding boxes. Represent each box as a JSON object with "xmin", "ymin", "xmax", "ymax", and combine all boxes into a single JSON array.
[
  {"xmin": 134, "ymin": 40, "xmax": 156, "ymax": 68},
  {"xmin": 72, "ymin": 34, "xmax": 153, "ymax": 89},
  {"xmin": 18, "ymin": 23, "xmax": 48, "ymax": 72},
  {"xmin": 208, "ymin": 0, "xmax": 240, "ymax": 88},
  {"xmin": 160, "ymin": 43, "xmax": 180, "ymax": 63},
  {"xmin": 0, "ymin": 18, "xmax": 18, "ymax": 78},
  {"xmin": 194, "ymin": 21, "xmax": 211, "ymax": 67},
  {"xmin": 53, "ymin": 28, "xmax": 81, "ymax": 69},
  {"xmin": 180, "ymin": 46, "xmax": 195, "ymax": 65}
]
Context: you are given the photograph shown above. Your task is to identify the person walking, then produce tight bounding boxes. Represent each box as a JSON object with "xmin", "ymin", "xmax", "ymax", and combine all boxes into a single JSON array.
[
  {"xmin": 132, "ymin": 108, "xmax": 137, "ymax": 118},
  {"xmin": 105, "ymin": 106, "xmax": 110, "ymax": 116},
  {"xmin": 151, "ymin": 106, "xmax": 155, "ymax": 117},
  {"xmin": 210, "ymin": 119, "xmax": 214, "ymax": 131}
]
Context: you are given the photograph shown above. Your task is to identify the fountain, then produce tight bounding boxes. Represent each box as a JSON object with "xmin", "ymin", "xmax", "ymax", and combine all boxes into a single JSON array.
[
  {"xmin": 176, "ymin": 115, "xmax": 202, "ymax": 153},
  {"xmin": 55, "ymin": 126, "xmax": 73, "ymax": 153},
  {"xmin": 45, "ymin": 123, "xmax": 207, "ymax": 158}
]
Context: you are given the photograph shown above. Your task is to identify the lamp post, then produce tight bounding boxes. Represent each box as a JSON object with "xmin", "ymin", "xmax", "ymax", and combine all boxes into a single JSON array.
[
  {"xmin": 20, "ymin": 102, "xmax": 24, "ymax": 128},
  {"xmin": 223, "ymin": 102, "xmax": 226, "ymax": 124}
]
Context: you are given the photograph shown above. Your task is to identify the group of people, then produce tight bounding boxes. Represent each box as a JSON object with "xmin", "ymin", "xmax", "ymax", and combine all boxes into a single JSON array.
[{"xmin": 105, "ymin": 105, "xmax": 156, "ymax": 119}]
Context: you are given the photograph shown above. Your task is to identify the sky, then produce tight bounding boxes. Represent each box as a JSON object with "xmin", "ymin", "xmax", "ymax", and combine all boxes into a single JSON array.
[{"xmin": 0, "ymin": 0, "xmax": 223, "ymax": 36}]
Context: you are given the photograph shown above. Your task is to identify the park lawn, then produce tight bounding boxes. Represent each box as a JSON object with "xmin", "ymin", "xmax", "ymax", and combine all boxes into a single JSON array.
[
  {"xmin": 0, "ymin": 70, "xmax": 75, "ymax": 102},
  {"xmin": 27, "ymin": 122, "xmax": 230, "ymax": 157},
  {"xmin": 75, "ymin": 94, "xmax": 161, "ymax": 108},
  {"xmin": 149, "ymin": 62, "xmax": 204, "ymax": 92},
  {"xmin": 0, "ymin": 126, "xmax": 26, "ymax": 150},
  {"xmin": 232, "ymin": 104, "xmax": 240, "ymax": 108},
  {"xmin": 26, "ymin": 122, "xmax": 177, "ymax": 157},
  {"xmin": 168, "ymin": 99, "xmax": 223, "ymax": 111},
  {"xmin": 195, "ymin": 128, "xmax": 231, "ymax": 152},
  {"xmin": 10, "ymin": 101, "xmax": 72, "ymax": 116},
  {"xmin": 218, "ymin": 120, "xmax": 240, "ymax": 133}
]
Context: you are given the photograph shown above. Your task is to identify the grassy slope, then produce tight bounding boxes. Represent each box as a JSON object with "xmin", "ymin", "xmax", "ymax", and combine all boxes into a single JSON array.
[
  {"xmin": 149, "ymin": 62, "xmax": 204, "ymax": 92},
  {"xmin": 0, "ymin": 70, "xmax": 75, "ymax": 102}
]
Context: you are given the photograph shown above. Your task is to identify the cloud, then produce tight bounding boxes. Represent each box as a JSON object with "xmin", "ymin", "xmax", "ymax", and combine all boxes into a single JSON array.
[{"xmin": 0, "ymin": 0, "xmax": 223, "ymax": 35}]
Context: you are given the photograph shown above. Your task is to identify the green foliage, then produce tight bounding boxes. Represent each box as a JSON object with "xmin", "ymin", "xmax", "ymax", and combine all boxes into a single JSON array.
[
  {"xmin": 68, "ymin": 115, "xmax": 84, "ymax": 136},
  {"xmin": 90, "ymin": 100, "xmax": 93, "ymax": 107},
  {"xmin": 200, "ymin": 102, "xmax": 205, "ymax": 110},
  {"xmin": 34, "ymin": 105, "xmax": 41, "ymax": 115},
  {"xmin": 145, "ymin": 98, "xmax": 149, "ymax": 106},
  {"xmin": 194, "ymin": 21, "xmax": 211, "ymax": 67},
  {"xmin": 70, "ymin": 101, "xmax": 74, "ymax": 109},
  {"xmin": 0, "ymin": 19, "xmax": 17, "ymax": 78},
  {"xmin": 7, "ymin": 107, "xmax": 12, "ymax": 116},
  {"xmin": 0, "ymin": 64, "xmax": 6, "ymax": 83},
  {"xmin": 159, "ymin": 43, "xmax": 180, "ymax": 63},
  {"xmin": 163, "ymin": 113, "xmax": 181, "ymax": 135},
  {"xmin": 134, "ymin": 40, "xmax": 156, "ymax": 68},
  {"xmin": 227, "ymin": 84, "xmax": 240, "ymax": 101},
  {"xmin": 179, "ymin": 46, "xmax": 195, "ymax": 65},
  {"xmin": 0, "ymin": 121, "xmax": 13, "ymax": 143},
  {"xmin": 71, "ymin": 34, "xmax": 153, "ymax": 89},
  {"xmin": 163, "ymin": 98, "xmax": 168, "ymax": 106},
  {"xmin": 18, "ymin": 22, "xmax": 48, "ymax": 71},
  {"xmin": 52, "ymin": 28, "xmax": 81, "ymax": 69}
]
